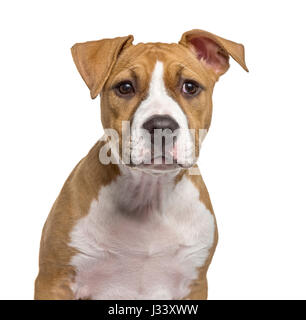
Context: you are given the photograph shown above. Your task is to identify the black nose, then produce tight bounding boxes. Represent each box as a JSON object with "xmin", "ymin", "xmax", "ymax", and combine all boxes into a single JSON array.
[{"xmin": 142, "ymin": 115, "xmax": 179, "ymax": 134}]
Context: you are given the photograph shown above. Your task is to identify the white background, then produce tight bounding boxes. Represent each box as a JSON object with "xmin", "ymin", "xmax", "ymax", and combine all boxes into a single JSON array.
[{"xmin": 0, "ymin": 0, "xmax": 305, "ymax": 300}]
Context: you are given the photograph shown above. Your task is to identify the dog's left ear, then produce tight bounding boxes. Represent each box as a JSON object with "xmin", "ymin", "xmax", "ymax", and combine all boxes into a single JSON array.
[
  {"xmin": 71, "ymin": 35, "xmax": 134, "ymax": 99},
  {"xmin": 179, "ymin": 29, "xmax": 248, "ymax": 78}
]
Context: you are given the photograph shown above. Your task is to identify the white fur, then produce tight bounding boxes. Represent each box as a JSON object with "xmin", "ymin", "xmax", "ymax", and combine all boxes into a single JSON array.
[
  {"xmin": 69, "ymin": 167, "xmax": 215, "ymax": 300},
  {"xmin": 128, "ymin": 61, "xmax": 195, "ymax": 167}
]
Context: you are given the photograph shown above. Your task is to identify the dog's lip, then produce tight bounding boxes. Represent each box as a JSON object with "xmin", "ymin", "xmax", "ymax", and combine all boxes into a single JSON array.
[
  {"xmin": 138, "ymin": 163, "xmax": 181, "ymax": 171},
  {"xmin": 132, "ymin": 156, "xmax": 180, "ymax": 171},
  {"xmin": 128, "ymin": 160, "xmax": 194, "ymax": 170},
  {"xmin": 127, "ymin": 155, "xmax": 195, "ymax": 170}
]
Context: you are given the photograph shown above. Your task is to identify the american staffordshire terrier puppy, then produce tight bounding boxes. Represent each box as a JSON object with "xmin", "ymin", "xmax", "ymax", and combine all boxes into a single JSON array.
[{"xmin": 35, "ymin": 29, "xmax": 248, "ymax": 300}]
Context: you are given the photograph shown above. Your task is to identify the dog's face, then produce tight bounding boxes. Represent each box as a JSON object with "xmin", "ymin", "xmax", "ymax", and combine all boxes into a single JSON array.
[{"xmin": 72, "ymin": 30, "xmax": 247, "ymax": 172}]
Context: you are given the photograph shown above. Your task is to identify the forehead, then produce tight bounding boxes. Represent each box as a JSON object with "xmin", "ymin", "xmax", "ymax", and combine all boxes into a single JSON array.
[{"xmin": 112, "ymin": 43, "xmax": 213, "ymax": 86}]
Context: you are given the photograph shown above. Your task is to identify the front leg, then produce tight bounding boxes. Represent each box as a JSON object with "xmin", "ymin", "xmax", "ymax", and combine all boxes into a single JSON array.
[
  {"xmin": 34, "ymin": 265, "xmax": 75, "ymax": 300},
  {"xmin": 183, "ymin": 266, "xmax": 209, "ymax": 300},
  {"xmin": 182, "ymin": 169, "xmax": 218, "ymax": 300}
]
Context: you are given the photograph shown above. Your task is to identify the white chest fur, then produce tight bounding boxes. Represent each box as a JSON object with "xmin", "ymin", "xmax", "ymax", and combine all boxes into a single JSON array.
[{"xmin": 69, "ymin": 171, "xmax": 215, "ymax": 300}]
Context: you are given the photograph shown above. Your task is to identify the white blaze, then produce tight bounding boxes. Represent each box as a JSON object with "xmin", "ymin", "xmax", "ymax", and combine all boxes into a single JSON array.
[{"xmin": 129, "ymin": 61, "xmax": 195, "ymax": 167}]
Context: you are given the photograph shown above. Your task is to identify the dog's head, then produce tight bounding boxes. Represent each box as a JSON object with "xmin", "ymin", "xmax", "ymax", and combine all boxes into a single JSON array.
[{"xmin": 72, "ymin": 30, "xmax": 248, "ymax": 173}]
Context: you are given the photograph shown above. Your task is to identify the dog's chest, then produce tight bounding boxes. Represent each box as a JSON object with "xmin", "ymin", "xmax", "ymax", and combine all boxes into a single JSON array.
[{"xmin": 69, "ymin": 175, "xmax": 215, "ymax": 300}]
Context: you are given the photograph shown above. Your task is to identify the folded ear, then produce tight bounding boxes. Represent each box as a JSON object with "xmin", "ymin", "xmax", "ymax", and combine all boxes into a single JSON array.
[
  {"xmin": 179, "ymin": 29, "xmax": 248, "ymax": 77},
  {"xmin": 71, "ymin": 35, "xmax": 134, "ymax": 99}
]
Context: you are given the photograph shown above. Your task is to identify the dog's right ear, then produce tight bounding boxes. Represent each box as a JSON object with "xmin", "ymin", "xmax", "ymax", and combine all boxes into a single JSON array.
[{"xmin": 71, "ymin": 35, "xmax": 134, "ymax": 99}]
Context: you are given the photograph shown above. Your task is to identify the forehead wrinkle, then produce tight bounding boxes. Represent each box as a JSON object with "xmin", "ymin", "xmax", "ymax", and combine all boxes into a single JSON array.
[
  {"xmin": 109, "ymin": 68, "xmax": 135, "ymax": 86},
  {"xmin": 110, "ymin": 63, "xmax": 149, "ymax": 84},
  {"xmin": 168, "ymin": 61, "xmax": 207, "ymax": 83},
  {"xmin": 164, "ymin": 52, "xmax": 214, "ymax": 85},
  {"xmin": 180, "ymin": 66, "xmax": 207, "ymax": 86}
]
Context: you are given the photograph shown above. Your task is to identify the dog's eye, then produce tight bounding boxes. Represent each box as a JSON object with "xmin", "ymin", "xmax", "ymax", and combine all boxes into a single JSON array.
[
  {"xmin": 182, "ymin": 81, "xmax": 200, "ymax": 96},
  {"xmin": 115, "ymin": 81, "xmax": 135, "ymax": 97}
]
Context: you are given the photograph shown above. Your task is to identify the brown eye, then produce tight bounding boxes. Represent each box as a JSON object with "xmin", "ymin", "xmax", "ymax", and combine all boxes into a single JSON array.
[
  {"xmin": 116, "ymin": 81, "xmax": 135, "ymax": 97},
  {"xmin": 182, "ymin": 81, "xmax": 200, "ymax": 96}
]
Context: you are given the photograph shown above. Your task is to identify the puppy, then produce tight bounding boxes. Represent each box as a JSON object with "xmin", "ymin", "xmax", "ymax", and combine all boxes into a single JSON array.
[{"xmin": 35, "ymin": 29, "xmax": 247, "ymax": 300}]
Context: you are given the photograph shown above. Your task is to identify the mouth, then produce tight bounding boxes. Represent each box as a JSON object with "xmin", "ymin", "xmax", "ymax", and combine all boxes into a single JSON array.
[
  {"xmin": 127, "ymin": 116, "xmax": 197, "ymax": 171},
  {"xmin": 128, "ymin": 154, "xmax": 193, "ymax": 172},
  {"xmin": 127, "ymin": 135, "xmax": 197, "ymax": 171}
]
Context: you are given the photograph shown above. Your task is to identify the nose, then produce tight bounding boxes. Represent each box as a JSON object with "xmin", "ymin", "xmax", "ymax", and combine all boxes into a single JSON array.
[{"xmin": 142, "ymin": 115, "xmax": 179, "ymax": 134}]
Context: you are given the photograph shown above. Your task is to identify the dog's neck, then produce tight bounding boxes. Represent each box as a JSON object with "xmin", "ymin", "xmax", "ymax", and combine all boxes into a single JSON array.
[
  {"xmin": 97, "ymin": 138, "xmax": 184, "ymax": 216},
  {"xmin": 112, "ymin": 164, "xmax": 183, "ymax": 217}
]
